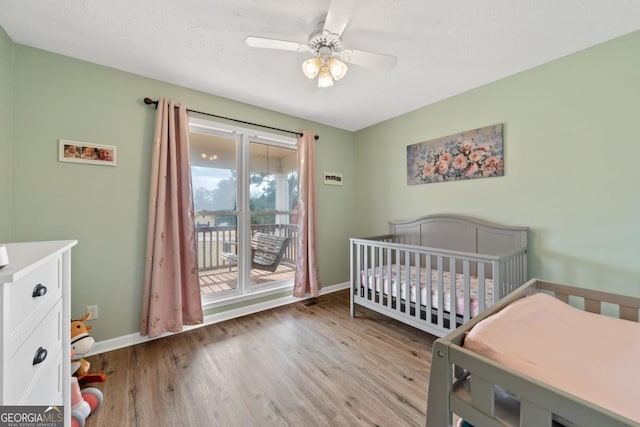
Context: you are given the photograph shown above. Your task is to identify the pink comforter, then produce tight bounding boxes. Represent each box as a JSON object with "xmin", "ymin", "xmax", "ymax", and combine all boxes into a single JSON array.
[{"xmin": 463, "ymin": 292, "xmax": 640, "ymax": 423}]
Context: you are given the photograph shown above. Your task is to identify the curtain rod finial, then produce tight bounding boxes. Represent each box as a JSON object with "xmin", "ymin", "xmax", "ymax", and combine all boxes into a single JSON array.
[{"xmin": 143, "ymin": 97, "xmax": 157, "ymax": 106}]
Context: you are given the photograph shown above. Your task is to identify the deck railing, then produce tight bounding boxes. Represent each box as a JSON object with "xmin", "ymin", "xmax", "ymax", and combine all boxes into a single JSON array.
[{"xmin": 195, "ymin": 224, "xmax": 298, "ymax": 271}]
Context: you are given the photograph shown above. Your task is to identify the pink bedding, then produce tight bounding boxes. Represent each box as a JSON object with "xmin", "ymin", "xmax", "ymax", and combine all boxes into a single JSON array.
[
  {"xmin": 361, "ymin": 265, "xmax": 494, "ymax": 317},
  {"xmin": 463, "ymin": 292, "xmax": 640, "ymax": 423}
]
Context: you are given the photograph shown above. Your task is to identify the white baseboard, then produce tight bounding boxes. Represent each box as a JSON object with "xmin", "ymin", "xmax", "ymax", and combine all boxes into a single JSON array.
[{"xmin": 91, "ymin": 281, "xmax": 349, "ymax": 355}]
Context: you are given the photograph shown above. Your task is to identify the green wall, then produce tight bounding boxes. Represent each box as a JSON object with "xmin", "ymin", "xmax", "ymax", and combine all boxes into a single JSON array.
[
  {"xmin": 9, "ymin": 44, "xmax": 356, "ymax": 341},
  {"xmin": 354, "ymin": 31, "xmax": 640, "ymax": 297},
  {"xmin": 0, "ymin": 27, "xmax": 12, "ymax": 242},
  {"xmin": 5, "ymin": 27, "xmax": 640, "ymax": 342}
]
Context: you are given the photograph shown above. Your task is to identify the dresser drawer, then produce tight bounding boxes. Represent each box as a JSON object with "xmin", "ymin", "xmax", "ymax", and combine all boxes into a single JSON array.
[
  {"xmin": 21, "ymin": 351, "xmax": 63, "ymax": 406},
  {"xmin": 7, "ymin": 258, "xmax": 61, "ymax": 348},
  {"xmin": 6, "ymin": 300, "xmax": 62, "ymax": 404}
]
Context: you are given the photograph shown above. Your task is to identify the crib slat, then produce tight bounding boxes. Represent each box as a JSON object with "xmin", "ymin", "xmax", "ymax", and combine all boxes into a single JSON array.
[
  {"xmin": 585, "ymin": 298, "xmax": 601, "ymax": 314},
  {"xmin": 383, "ymin": 247, "xmax": 388, "ymax": 305},
  {"xmin": 470, "ymin": 375, "xmax": 495, "ymax": 418},
  {"xmin": 401, "ymin": 250, "xmax": 409, "ymax": 315},
  {"xmin": 505, "ymin": 258, "xmax": 512, "ymax": 292},
  {"xmin": 380, "ymin": 246, "xmax": 385, "ymax": 307},
  {"xmin": 414, "ymin": 252, "xmax": 422, "ymax": 320},
  {"xmin": 492, "ymin": 260, "xmax": 501, "ymax": 303},
  {"xmin": 425, "ymin": 255, "xmax": 432, "ymax": 320},
  {"xmin": 513, "ymin": 254, "xmax": 520, "ymax": 288},
  {"xmin": 478, "ymin": 263, "xmax": 486, "ymax": 314},
  {"xmin": 392, "ymin": 249, "xmax": 400, "ymax": 312},
  {"xmin": 437, "ymin": 256, "xmax": 444, "ymax": 328},
  {"xmin": 384, "ymin": 247, "xmax": 392, "ymax": 309},
  {"xmin": 378, "ymin": 245, "xmax": 384, "ymax": 305},
  {"xmin": 357, "ymin": 243, "xmax": 363, "ymax": 297},
  {"xmin": 449, "ymin": 257, "xmax": 457, "ymax": 330},
  {"xmin": 620, "ymin": 305, "xmax": 639, "ymax": 322},
  {"xmin": 358, "ymin": 245, "xmax": 370, "ymax": 298},
  {"xmin": 515, "ymin": 252, "xmax": 525, "ymax": 287},
  {"xmin": 521, "ymin": 399, "xmax": 553, "ymax": 427},
  {"xmin": 367, "ymin": 244, "xmax": 372, "ymax": 299},
  {"xmin": 463, "ymin": 260, "xmax": 471, "ymax": 323}
]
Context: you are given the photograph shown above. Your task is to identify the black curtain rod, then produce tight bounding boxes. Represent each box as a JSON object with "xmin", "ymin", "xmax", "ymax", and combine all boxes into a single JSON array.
[{"xmin": 143, "ymin": 98, "xmax": 319, "ymax": 140}]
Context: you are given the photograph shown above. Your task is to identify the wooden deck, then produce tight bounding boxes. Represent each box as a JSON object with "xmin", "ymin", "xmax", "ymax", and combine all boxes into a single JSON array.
[{"xmin": 199, "ymin": 263, "xmax": 296, "ymax": 295}]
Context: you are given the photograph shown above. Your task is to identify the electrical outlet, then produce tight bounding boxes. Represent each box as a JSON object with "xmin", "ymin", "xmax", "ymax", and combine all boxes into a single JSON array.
[{"xmin": 86, "ymin": 305, "xmax": 98, "ymax": 320}]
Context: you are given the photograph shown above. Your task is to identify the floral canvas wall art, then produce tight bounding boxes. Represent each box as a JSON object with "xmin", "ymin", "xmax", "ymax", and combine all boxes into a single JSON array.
[{"xmin": 407, "ymin": 124, "xmax": 503, "ymax": 185}]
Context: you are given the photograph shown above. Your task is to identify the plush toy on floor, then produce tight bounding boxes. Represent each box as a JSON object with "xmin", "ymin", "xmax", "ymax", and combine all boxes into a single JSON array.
[
  {"xmin": 71, "ymin": 313, "xmax": 106, "ymax": 384},
  {"xmin": 70, "ymin": 376, "xmax": 103, "ymax": 427},
  {"xmin": 70, "ymin": 313, "xmax": 106, "ymax": 426}
]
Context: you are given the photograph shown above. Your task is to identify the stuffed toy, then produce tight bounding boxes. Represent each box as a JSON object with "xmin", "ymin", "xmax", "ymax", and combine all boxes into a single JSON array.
[
  {"xmin": 71, "ymin": 313, "xmax": 106, "ymax": 383},
  {"xmin": 71, "ymin": 313, "xmax": 95, "ymax": 377},
  {"xmin": 69, "ymin": 315, "xmax": 105, "ymax": 427},
  {"xmin": 70, "ymin": 371, "xmax": 103, "ymax": 427}
]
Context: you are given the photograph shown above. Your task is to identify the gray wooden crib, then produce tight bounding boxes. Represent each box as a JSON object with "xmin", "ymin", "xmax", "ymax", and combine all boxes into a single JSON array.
[
  {"xmin": 349, "ymin": 214, "xmax": 528, "ymax": 337},
  {"xmin": 426, "ymin": 278, "xmax": 640, "ymax": 426}
]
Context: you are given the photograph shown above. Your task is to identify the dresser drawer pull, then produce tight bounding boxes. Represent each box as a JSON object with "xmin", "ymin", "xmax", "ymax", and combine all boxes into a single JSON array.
[
  {"xmin": 32, "ymin": 347, "xmax": 48, "ymax": 365},
  {"xmin": 32, "ymin": 283, "xmax": 48, "ymax": 298}
]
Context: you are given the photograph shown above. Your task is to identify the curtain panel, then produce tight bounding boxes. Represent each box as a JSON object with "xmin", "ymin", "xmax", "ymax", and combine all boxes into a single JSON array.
[
  {"xmin": 140, "ymin": 98, "xmax": 203, "ymax": 338},
  {"xmin": 293, "ymin": 130, "xmax": 320, "ymax": 297}
]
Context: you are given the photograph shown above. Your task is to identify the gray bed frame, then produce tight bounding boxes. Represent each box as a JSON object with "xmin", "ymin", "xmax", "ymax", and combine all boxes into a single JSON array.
[
  {"xmin": 350, "ymin": 214, "xmax": 528, "ymax": 338},
  {"xmin": 426, "ymin": 278, "xmax": 640, "ymax": 427}
]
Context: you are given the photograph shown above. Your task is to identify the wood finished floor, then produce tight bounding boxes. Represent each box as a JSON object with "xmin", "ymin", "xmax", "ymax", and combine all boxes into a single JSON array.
[{"xmin": 84, "ymin": 290, "xmax": 436, "ymax": 427}]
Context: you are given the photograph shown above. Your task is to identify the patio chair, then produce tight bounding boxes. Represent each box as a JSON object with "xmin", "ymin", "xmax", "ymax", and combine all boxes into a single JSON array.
[{"xmin": 220, "ymin": 232, "xmax": 291, "ymax": 272}]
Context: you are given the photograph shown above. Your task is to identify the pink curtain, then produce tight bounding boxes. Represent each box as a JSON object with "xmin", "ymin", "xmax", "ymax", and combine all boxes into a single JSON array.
[
  {"xmin": 140, "ymin": 98, "xmax": 203, "ymax": 338},
  {"xmin": 293, "ymin": 131, "xmax": 321, "ymax": 297}
]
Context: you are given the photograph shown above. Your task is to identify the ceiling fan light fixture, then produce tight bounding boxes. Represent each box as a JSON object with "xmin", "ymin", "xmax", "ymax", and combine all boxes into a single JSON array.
[
  {"xmin": 247, "ymin": 0, "xmax": 399, "ymax": 90},
  {"xmin": 317, "ymin": 65, "xmax": 334, "ymax": 88},
  {"xmin": 302, "ymin": 57, "xmax": 322, "ymax": 79},
  {"xmin": 328, "ymin": 57, "xmax": 348, "ymax": 80}
]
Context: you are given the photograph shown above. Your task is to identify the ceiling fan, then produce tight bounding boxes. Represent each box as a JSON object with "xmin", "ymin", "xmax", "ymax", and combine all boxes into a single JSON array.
[{"xmin": 245, "ymin": 0, "xmax": 398, "ymax": 88}]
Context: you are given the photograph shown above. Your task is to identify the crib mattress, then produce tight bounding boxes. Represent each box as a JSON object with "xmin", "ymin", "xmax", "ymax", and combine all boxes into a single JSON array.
[
  {"xmin": 361, "ymin": 265, "xmax": 494, "ymax": 317},
  {"xmin": 463, "ymin": 292, "xmax": 640, "ymax": 423}
]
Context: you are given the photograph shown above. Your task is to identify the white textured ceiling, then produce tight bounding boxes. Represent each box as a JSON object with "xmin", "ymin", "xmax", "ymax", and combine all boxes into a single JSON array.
[{"xmin": 1, "ymin": 0, "xmax": 640, "ymax": 131}]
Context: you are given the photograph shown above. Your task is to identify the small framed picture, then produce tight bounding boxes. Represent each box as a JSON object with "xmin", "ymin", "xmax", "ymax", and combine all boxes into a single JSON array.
[
  {"xmin": 59, "ymin": 140, "xmax": 117, "ymax": 166},
  {"xmin": 323, "ymin": 172, "xmax": 343, "ymax": 186}
]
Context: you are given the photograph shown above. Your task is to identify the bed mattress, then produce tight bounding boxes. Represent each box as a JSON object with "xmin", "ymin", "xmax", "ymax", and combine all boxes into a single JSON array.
[
  {"xmin": 463, "ymin": 292, "xmax": 640, "ymax": 423},
  {"xmin": 361, "ymin": 265, "xmax": 494, "ymax": 317}
]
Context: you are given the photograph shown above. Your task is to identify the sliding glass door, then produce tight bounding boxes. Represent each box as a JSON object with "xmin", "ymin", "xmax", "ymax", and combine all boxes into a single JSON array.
[
  {"xmin": 248, "ymin": 141, "xmax": 298, "ymax": 288},
  {"xmin": 189, "ymin": 118, "xmax": 298, "ymax": 306}
]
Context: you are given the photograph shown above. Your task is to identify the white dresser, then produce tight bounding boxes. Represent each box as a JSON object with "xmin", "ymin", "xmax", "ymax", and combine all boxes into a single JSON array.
[{"xmin": 0, "ymin": 240, "xmax": 76, "ymax": 426}]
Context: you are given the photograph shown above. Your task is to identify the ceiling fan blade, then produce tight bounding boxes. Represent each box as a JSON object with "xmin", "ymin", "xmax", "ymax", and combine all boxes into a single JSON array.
[
  {"xmin": 323, "ymin": 0, "xmax": 358, "ymax": 37},
  {"xmin": 245, "ymin": 36, "xmax": 310, "ymax": 53},
  {"xmin": 340, "ymin": 48, "xmax": 398, "ymax": 71}
]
